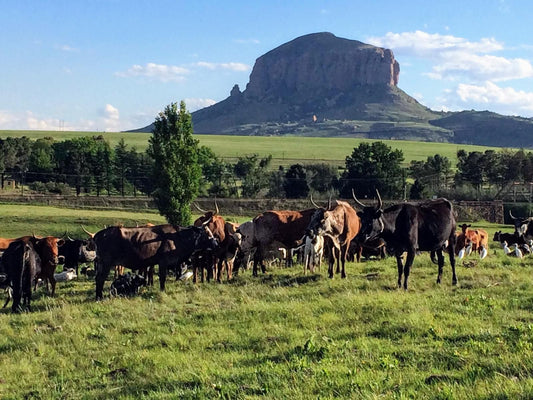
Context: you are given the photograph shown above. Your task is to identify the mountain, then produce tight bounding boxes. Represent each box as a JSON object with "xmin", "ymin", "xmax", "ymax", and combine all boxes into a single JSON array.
[{"xmin": 133, "ymin": 32, "xmax": 533, "ymax": 148}]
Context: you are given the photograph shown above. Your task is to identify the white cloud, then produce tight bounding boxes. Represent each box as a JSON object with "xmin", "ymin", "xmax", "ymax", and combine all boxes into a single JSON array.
[
  {"xmin": 367, "ymin": 31, "xmax": 533, "ymax": 83},
  {"xmin": 233, "ymin": 38, "xmax": 260, "ymax": 44},
  {"xmin": 455, "ymin": 81, "xmax": 533, "ymax": 114},
  {"xmin": 184, "ymin": 98, "xmax": 217, "ymax": 111},
  {"xmin": 194, "ymin": 61, "xmax": 251, "ymax": 72},
  {"xmin": 56, "ymin": 44, "xmax": 79, "ymax": 52},
  {"xmin": 115, "ymin": 63, "xmax": 190, "ymax": 82},
  {"xmin": 102, "ymin": 104, "xmax": 120, "ymax": 131}
]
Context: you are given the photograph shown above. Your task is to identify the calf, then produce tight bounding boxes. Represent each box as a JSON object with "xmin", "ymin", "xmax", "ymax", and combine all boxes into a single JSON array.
[
  {"xmin": 456, "ymin": 224, "xmax": 489, "ymax": 259},
  {"xmin": 493, "ymin": 231, "xmax": 526, "ymax": 246},
  {"xmin": 303, "ymin": 233, "xmax": 324, "ymax": 274}
]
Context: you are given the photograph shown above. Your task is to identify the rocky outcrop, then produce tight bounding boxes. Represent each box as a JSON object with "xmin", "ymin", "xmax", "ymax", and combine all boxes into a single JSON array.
[{"xmin": 244, "ymin": 32, "xmax": 399, "ymax": 101}]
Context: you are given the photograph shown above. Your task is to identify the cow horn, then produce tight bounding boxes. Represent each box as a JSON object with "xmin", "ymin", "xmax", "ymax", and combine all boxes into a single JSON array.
[
  {"xmin": 194, "ymin": 202, "xmax": 208, "ymax": 213},
  {"xmin": 310, "ymin": 194, "xmax": 321, "ymax": 209},
  {"xmin": 509, "ymin": 209, "xmax": 517, "ymax": 220},
  {"xmin": 81, "ymin": 225, "xmax": 95, "ymax": 238},
  {"xmin": 327, "ymin": 194, "xmax": 332, "ymax": 210},
  {"xmin": 375, "ymin": 189, "xmax": 383, "ymax": 210},
  {"xmin": 214, "ymin": 199, "xmax": 219, "ymax": 215},
  {"xmin": 352, "ymin": 188, "xmax": 367, "ymax": 209}
]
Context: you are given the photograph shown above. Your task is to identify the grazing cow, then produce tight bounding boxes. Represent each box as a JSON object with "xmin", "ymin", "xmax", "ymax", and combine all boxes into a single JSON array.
[
  {"xmin": 58, "ymin": 236, "xmax": 96, "ymax": 275},
  {"xmin": 354, "ymin": 190, "xmax": 457, "ymax": 290},
  {"xmin": 303, "ymin": 232, "xmax": 324, "ymax": 274},
  {"xmin": 250, "ymin": 209, "xmax": 316, "ymax": 276},
  {"xmin": 306, "ymin": 199, "xmax": 360, "ymax": 278},
  {"xmin": 493, "ymin": 231, "xmax": 526, "ymax": 246},
  {"xmin": 0, "ymin": 240, "xmax": 41, "ymax": 312},
  {"xmin": 87, "ymin": 223, "xmax": 218, "ymax": 299},
  {"xmin": 348, "ymin": 238, "xmax": 387, "ymax": 261},
  {"xmin": 193, "ymin": 203, "xmax": 242, "ymax": 282},
  {"xmin": 456, "ymin": 224, "xmax": 489, "ymax": 259}
]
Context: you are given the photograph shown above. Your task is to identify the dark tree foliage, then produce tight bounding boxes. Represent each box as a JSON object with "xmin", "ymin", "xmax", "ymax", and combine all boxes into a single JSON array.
[
  {"xmin": 283, "ymin": 164, "xmax": 309, "ymax": 198},
  {"xmin": 340, "ymin": 142, "xmax": 405, "ymax": 199},
  {"xmin": 147, "ymin": 101, "xmax": 201, "ymax": 226},
  {"xmin": 267, "ymin": 166, "xmax": 285, "ymax": 198},
  {"xmin": 305, "ymin": 163, "xmax": 339, "ymax": 193},
  {"xmin": 198, "ymin": 145, "xmax": 234, "ymax": 197},
  {"xmin": 233, "ymin": 154, "xmax": 272, "ymax": 197},
  {"xmin": 409, "ymin": 154, "xmax": 452, "ymax": 195}
]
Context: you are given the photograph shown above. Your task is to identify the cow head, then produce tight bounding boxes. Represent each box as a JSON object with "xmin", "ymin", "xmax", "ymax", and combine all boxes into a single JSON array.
[
  {"xmin": 509, "ymin": 210, "xmax": 530, "ymax": 237},
  {"xmin": 32, "ymin": 236, "xmax": 64, "ymax": 269},
  {"xmin": 353, "ymin": 189, "xmax": 384, "ymax": 243},
  {"xmin": 192, "ymin": 218, "xmax": 219, "ymax": 252},
  {"xmin": 193, "ymin": 201, "xmax": 226, "ymax": 242},
  {"xmin": 306, "ymin": 197, "xmax": 337, "ymax": 236}
]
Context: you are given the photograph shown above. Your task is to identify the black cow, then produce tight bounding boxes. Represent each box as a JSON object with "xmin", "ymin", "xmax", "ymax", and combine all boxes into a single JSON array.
[
  {"xmin": 59, "ymin": 237, "xmax": 96, "ymax": 275},
  {"xmin": 509, "ymin": 210, "xmax": 533, "ymax": 239},
  {"xmin": 0, "ymin": 240, "xmax": 41, "ymax": 312},
  {"xmin": 354, "ymin": 190, "xmax": 457, "ymax": 290},
  {"xmin": 88, "ymin": 222, "xmax": 218, "ymax": 299}
]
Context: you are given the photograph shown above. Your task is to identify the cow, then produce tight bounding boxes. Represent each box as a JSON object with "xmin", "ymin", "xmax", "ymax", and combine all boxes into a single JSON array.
[
  {"xmin": 354, "ymin": 190, "xmax": 457, "ymax": 290},
  {"xmin": 509, "ymin": 211, "xmax": 533, "ymax": 240},
  {"xmin": 193, "ymin": 203, "xmax": 242, "ymax": 282},
  {"xmin": 0, "ymin": 237, "xmax": 19, "ymax": 252},
  {"xmin": 87, "ymin": 222, "xmax": 218, "ymax": 299},
  {"xmin": 58, "ymin": 236, "xmax": 96, "ymax": 276},
  {"xmin": 456, "ymin": 224, "xmax": 488, "ymax": 259},
  {"xmin": 249, "ymin": 209, "xmax": 316, "ymax": 276},
  {"xmin": 493, "ymin": 230, "xmax": 526, "ymax": 246},
  {"xmin": 348, "ymin": 238, "xmax": 387, "ymax": 261},
  {"xmin": 303, "ymin": 231, "xmax": 324, "ymax": 274},
  {"xmin": 0, "ymin": 240, "xmax": 41, "ymax": 312},
  {"xmin": 306, "ymin": 199, "xmax": 360, "ymax": 279}
]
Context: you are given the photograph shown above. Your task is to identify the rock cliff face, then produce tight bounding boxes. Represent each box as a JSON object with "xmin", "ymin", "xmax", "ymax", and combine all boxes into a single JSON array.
[{"xmin": 244, "ymin": 32, "xmax": 399, "ymax": 101}]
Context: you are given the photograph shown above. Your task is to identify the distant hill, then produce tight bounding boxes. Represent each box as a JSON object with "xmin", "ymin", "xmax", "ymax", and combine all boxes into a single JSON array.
[{"xmin": 132, "ymin": 32, "xmax": 533, "ymax": 148}]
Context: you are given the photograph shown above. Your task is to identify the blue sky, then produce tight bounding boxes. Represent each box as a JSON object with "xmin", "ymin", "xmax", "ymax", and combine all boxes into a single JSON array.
[{"xmin": 1, "ymin": 0, "xmax": 532, "ymax": 131}]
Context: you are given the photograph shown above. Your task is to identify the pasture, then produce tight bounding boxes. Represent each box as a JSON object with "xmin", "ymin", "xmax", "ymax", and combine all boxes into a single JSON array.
[
  {"xmin": 0, "ymin": 130, "xmax": 500, "ymax": 169},
  {"xmin": 1, "ymin": 204, "xmax": 533, "ymax": 398}
]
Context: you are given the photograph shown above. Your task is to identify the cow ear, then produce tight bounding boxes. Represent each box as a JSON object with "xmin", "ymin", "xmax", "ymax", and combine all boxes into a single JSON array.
[{"xmin": 57, "ymin": 239, "xmax": 65, "ymax": 247}]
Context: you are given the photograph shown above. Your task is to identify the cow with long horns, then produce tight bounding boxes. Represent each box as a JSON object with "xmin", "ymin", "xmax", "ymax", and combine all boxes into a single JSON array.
[
  {"xmin": 354, "ymin": 190, "xmax": 457, "ymax": 290},
  {"xmin": 306, "ymin": 197, "xmax": 360, "ymax": 278}
]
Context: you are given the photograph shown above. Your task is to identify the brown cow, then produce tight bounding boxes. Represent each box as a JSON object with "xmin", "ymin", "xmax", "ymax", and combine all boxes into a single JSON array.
[
  {"xmin": 0, "ymin": 237, "xmax": 19, "ymax": 252},
  {"xmin": 193, "ymin": 203, "xmax": 241, "ymax": 282},
  {"xmin": 250, "ymin": 209, "xmax": 316, "ymax": 276},
  {"xmin": 456, "ymin": 224, "xmax": 488, "ymax": 259},
  {"xmin": 306, "ymin": 200, "xmax": 360, "ymax": 278}
]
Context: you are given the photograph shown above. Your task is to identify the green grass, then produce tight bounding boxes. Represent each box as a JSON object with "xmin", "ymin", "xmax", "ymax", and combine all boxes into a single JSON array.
[
  {"xmin": 0, "ymin": 130, "xmax": 504, "ymax": 169},
  {"xmin": 1, "ymin": 205, "xmax": 533, "ymax": 398}
]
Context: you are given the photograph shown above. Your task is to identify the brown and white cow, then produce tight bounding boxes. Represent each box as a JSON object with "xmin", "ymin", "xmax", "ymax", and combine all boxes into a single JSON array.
[
  {"xmin": 455, "ymin": 224, "xmax": 489, "ymax": 259},
  {"xmin": 306, "ymin": 199, "xmax": 360, "ymax": 279}
]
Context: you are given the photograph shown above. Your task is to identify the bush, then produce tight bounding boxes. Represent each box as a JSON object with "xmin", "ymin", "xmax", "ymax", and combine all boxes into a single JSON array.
[{"xmin": 29, "ymin": 181, "xmax": 72, "ymax": 195}]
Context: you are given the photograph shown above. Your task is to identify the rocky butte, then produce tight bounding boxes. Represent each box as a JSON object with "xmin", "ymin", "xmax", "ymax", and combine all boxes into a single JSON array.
[{"xmin": 135, "ymin": 32, "xmax": 533, "ymax": 148}]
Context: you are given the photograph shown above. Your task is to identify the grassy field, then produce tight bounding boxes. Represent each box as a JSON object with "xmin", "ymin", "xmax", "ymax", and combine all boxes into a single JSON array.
[
  {"xmin": 1, "ymin": 205, "xmax": 533, "ymax": 398},
  {"xmin": 0, "ymin": 130, "xmax": 501, "ymax": 169}
]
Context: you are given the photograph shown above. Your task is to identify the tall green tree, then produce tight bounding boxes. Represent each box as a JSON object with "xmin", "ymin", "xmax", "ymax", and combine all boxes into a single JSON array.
[
  {"xmin": 340, "ymin": 141, "xmax": 405, "ymax": 199},
  {"xmin": 147, "ymin": 101, "xmax": 201, "ymax": 225}
]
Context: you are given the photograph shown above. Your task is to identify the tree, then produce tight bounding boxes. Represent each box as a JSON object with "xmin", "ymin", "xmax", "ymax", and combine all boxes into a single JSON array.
[
  {"xmin": 147, "ymin": 101, "xmax": 201, "ymax": 225},
  {"xmin": 283, "ymin": 164, "xmax": 309, "ymax": 198},
  {"xmin": 233, "ymin": 154, "xmax": 272, "ymax": 197},
  {"xmin": 340, "ymin": 142, "xmax": 405, "ymax": 199},
  {"xmin": 408, "ymin": 154, "xmax": 452, "ymax": 194}
]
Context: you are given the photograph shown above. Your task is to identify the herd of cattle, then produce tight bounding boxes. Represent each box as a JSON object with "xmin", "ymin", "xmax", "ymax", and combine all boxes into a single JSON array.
[{"xmin": 2, "ymin": 192, "xmax": 533, "ymax": 313}]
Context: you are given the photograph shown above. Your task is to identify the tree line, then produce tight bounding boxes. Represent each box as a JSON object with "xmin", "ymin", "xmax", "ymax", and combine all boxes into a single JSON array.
[{"xmin": 2, "ymin": 109, "xmax": 532, "ymax": 206}]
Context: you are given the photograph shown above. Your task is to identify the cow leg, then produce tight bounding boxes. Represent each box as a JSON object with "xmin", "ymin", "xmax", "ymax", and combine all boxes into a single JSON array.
[
  {"xmin": 159, "ymin": 265, "xmax": 167, "ymax": 291},
  {"xmin": 395, "ymin": 254, "xmax": 404, "ymax": 288},
  {"xmin": 49, "ymin": 274, "xmax": 57, "ymax": 297},
  {"xmin": 436, "ymin": 249, "xmax": 445, "ymax": 284},
  {"xmin": 216, "ymin": 259, "xmax": 223, "ymax": 283},
  {"xmin": 95, "ymin": 260, "xmax": 111, "ymax": 300},
  {"xmin": 11, "ymin": 272, "xmax": 22, "ymax": 313},
  {"xmin": 449, "ymin": 246, "xmax": 458, "ymax": 286},
  {"xmin": 226, "ymin": 259, "xmax": 233, "ymax": 281},
  {"xmin": 402, "ymin": 250, "xmax": 415, "ymax": 290}
]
